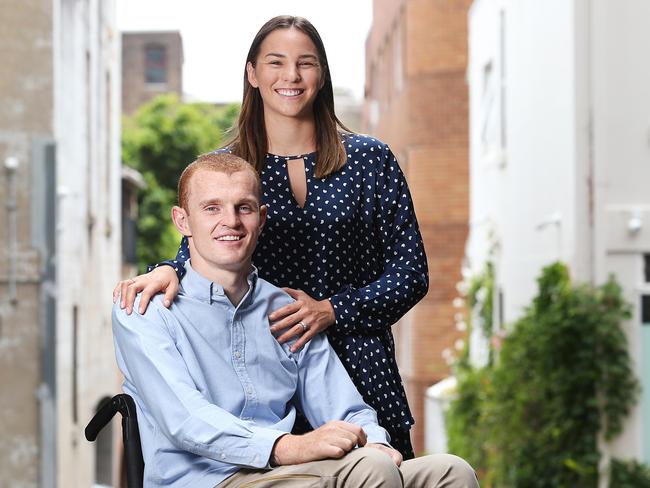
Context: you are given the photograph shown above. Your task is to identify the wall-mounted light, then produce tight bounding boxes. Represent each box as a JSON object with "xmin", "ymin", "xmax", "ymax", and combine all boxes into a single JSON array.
[
  {"xmin": 535, "ymin": 211, "xmax": 562, "ymax": 230},
  {"xmin": 4, "ymin": 156, "xmax": 19, "ymax": 172},
  {"xmin": 628, "ymin": 209, "xmax": 643, "ymax": 234}
]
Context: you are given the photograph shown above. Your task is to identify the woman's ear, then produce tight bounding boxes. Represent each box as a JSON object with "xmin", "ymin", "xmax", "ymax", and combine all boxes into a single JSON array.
[
  {"xmin": 246, "ymin": 62, "xmax": 259, "ymax": 88},
  {"xmin": 171, "ymin": 206, "xmax": 192, "ymax": 237}
]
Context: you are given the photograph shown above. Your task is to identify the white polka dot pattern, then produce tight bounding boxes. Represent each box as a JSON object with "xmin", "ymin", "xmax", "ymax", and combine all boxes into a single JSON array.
[{"xmin": 155, "ymin": 133, "xmax": 429, "ymax": 431}]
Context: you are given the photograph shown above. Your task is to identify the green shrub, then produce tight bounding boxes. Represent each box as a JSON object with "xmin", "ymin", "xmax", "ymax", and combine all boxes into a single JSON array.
[
  {"xmin": 447, "ymin": 262, "xmax": 639, "ymax": 487},
  {"xmin": 610, "ymin": 458, "xmax": 650, "ymax": 488}
]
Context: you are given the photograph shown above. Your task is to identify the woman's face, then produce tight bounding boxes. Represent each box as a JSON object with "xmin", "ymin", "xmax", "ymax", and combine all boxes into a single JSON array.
[{"xmin": 247, "ymin": 27, "xmax": 324, "ymax": 121}]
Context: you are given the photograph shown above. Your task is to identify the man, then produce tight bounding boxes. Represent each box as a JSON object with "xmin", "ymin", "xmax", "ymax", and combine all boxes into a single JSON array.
[{"xmin": 112, "ymin": 153, "xmax": 478, "ymax": 487}]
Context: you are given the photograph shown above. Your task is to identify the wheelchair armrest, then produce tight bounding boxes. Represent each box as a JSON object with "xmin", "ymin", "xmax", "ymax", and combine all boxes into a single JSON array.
[
  {"xmin": 85, "ymin": 394, "xmax": 139, "ymax": 441},
  {"xmin": 85, "ymin": 393, "xmax": 145, "ymax": 488}
]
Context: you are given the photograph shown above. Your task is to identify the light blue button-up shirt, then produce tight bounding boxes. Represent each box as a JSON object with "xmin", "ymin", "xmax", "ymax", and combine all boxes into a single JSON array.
[{"xmin": 112, "ymin": 262, "xmax": 390, "ymax": 487}]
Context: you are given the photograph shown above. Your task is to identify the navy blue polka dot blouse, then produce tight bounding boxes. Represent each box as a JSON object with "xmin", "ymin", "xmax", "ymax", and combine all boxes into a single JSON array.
[{"xmin": 156, "ymin": 133, "xmax": 429, "ymax": 436}]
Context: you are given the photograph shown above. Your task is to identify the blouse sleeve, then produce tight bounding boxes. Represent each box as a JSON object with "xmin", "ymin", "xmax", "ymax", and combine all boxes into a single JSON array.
[
  {"xmin": 329, "ymin": 144, "xmax": 429, "ymax": 334},
  {"xmin": 148, "ymin": 236, "xmax": 190, "ymax": 281}
]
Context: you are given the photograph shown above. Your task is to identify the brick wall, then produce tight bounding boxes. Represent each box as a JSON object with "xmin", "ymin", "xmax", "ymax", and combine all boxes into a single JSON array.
[
  {"xmin": 122, "ymin": 31, "xmax": 183, "ymax": 114},
  {"xmin": 364, "ymin": 0, "xmax": 471, "ymax": 454}
]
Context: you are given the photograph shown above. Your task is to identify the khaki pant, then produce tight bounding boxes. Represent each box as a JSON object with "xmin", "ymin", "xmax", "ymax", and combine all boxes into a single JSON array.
[{"xmin": 217, "ymin": 447, "xmax": 479, "ymax": 488}]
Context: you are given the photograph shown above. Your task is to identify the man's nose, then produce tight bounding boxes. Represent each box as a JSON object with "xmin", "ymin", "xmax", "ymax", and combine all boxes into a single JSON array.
[{"xmin": 222, "ymin": 206, "xmax": 241, "ymax": 227}]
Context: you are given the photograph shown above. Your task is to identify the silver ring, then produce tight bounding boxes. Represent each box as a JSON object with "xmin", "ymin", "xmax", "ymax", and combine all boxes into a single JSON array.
[{"xmin": 298, "ymin": 321, "xmax": 309, "ymax": 332}]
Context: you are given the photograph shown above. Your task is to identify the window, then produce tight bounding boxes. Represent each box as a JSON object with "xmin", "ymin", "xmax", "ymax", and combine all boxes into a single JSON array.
[
  {"xmin": 480, "ymin": 61, "xmax": 497, "ymax": 148},
  {"xmin": 642, "ymin": 295, "xmax": 650, "ymax": 324},
  {"xmin": 644, "ymin": 253, "xmax": 650, "ymax": 283},
  {"xmin": 393, "ymin": 21, "xmax": 403, "ymax": 94},
  {"xmin": 145, "ymin": 45, "xmax": 167, "ymax": 84}
]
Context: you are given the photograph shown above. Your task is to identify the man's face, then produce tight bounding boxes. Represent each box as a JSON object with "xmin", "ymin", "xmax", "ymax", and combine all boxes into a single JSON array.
[{"xmin": 174, "ymin": 169, "xmax": 266, "ymax": 275}]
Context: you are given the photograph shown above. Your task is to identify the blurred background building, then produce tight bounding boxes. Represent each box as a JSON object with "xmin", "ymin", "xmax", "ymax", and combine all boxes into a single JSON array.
[
  {"xmin": 364, "ymin": 0, "xmax": 472, "ymax": 453},
  {"xmin": 121, "ymin": 31, "xmax": 183, "ymax": 115},
  {"xmin": 463, "ymin": 0, "xmax": 650, "ymax": 476},
  {"xmin": 0, "ymin": 0, "xmax": 122, "ymax": 486},
  {"xmin": 4, "ymin": 0, "xmax": 649, "ymax": 485}
]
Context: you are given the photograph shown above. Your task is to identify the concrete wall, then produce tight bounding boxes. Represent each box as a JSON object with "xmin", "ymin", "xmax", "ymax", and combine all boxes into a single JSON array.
[
  {"xmin": 0, "ymin": 0, "xmax": 122, "ymax": 486},
  {"xmin": 0, "ymin": 0, "xmax": 55, "ymax": 484},
  {"xmin": 54, "ymin": 0, "xmax": 122, "ymax": 485}
]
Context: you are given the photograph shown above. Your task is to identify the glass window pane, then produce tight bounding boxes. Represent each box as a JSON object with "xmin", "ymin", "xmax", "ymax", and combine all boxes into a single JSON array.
[{"xmin": 145, "ymin": 45, "xmax": 167, "ymax": 84}]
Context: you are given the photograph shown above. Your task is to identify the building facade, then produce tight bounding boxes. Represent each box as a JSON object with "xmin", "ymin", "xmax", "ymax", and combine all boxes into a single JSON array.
[
  {"xmin": 0, "ymin": 0, "xmax": 122, "ymax": 486},
  {"xmin": 466, "ymin": 0, "xmax": 650, "ymax": 483},
  {"xmin": 121, "ymin": 31, "xmax": 183, "ymax": 114},
  {"xmin": 364, "ymin": 0, "xmax": 472, "ymax": 453}
]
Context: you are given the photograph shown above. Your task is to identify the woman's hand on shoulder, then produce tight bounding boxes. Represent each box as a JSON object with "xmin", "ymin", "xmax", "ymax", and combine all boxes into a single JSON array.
[
  {"xmin": 112, "ymin": 265, "xmax": 180, "ymax": 315},
  {"xmin": 268, "ymin": 288, "xmax": 336, "ymax": 352}
]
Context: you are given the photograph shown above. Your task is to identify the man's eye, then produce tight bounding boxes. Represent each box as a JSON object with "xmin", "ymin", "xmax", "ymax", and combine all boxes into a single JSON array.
[
  {"xmin": 239, "ymin": 205, "xmax": 252, "ymax": 213},
  {"xmin": 205, "ymin": 206, "xmax": 219, "ymax": 213},
  {"xmin": 269, "ymin": 60, "xmax": 282, "ymax": 66}
]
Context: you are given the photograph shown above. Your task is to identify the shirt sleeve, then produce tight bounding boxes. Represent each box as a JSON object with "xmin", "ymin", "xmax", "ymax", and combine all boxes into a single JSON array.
[
  {"xmin": 112, "ymin": 299, "xmax": 286, "ymax": 468},
  {"xmin": 148, "ymin": 236, "xmax": 190, "ymax": 281},
  {"xmin": 329, "ymin": 144, "xmax": 429, "ymax": 334},
  {"xmin": 293, "ymin": 333, "xmax": 391, "ymax": 446}
]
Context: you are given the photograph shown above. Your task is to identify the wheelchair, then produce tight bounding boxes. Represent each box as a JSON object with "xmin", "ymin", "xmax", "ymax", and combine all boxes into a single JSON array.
[{"xmin": 85, "ymin": 394, "xmax": 144, "ymax": 488}]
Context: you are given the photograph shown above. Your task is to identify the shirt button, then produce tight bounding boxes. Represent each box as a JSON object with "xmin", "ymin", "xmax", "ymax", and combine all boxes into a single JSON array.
[
  {"xmin": 221, "ymin": 453, "xmax": 226, "ymax": 460},
  {"xmin": 234, "ymin": 351, "xmax": 241, "ymax": 358}
]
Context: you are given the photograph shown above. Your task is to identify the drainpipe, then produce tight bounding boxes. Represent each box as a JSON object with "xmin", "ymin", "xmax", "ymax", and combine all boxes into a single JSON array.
[
  {"xmin": 1, "ymin": 156, "xmax": 19, "ymax": 338},
  {"xmin": 5, "ymin": 156, "xmax": 18, "ymax": 303}
]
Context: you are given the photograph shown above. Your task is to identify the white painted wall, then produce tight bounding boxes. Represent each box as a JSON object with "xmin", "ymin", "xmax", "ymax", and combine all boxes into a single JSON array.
[
  {"xmin": 587, "ymin": 0, "xmax": 650, "ymax": 471},
  {"xmin": 467, "ymin": 0, "xmax": 579, "ymax": 324},
  {"xmin": 463, "ymin": 0, "xmax": 650, "ymax": 472}
]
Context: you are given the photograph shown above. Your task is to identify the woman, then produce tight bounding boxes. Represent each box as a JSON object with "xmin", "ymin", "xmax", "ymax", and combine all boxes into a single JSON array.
[{"xmin": 115, "ymin": 15, "xmax": 428, "ymax": 459}]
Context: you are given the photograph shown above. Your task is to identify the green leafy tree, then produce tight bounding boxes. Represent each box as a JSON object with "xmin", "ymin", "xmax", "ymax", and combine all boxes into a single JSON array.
[{"xmin": 122, "ymin": 94, "xmax": 240, "ymax": 270}]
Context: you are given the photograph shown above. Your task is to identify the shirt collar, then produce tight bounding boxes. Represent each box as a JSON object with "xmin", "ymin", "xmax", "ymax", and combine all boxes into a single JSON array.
[{"xmin": 180, "ymin": 260, "xmax": 259, "ymax": 305}]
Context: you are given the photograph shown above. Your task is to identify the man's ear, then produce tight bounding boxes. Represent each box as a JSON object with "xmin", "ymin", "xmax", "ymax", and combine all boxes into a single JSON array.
[
  {"xmin": 259, "ymin": 204, "xmax": 267, "ymax": 231},
  {"xmin": 246, "ymin": 61, "xmax": 259, "ymax": 88},
  {"xmin": 171, "ymin": 206, "xmax": 192, "ymax": 237}
]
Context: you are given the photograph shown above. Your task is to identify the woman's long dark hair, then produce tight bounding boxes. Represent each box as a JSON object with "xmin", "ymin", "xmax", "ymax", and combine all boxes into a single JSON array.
[{"xmin": 227, "ymin": 16, "xmax": 350, "ymax": 178}]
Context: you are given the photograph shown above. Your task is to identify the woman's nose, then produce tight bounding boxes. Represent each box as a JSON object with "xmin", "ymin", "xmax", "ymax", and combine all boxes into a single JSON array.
[{"xmin": 282, "ymin": 63, "xmax": 301, "ymax": 82}]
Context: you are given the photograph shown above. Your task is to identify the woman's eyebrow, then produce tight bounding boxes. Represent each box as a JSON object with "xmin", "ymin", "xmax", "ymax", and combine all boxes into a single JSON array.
[{"xmin": 264, "ymin": 53, "xmax": 318, "ymax": 60}]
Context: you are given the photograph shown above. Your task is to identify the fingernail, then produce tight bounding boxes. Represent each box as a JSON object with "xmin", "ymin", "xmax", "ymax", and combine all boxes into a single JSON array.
[
  {"xmin": 120, "ymin": 300, "xmax": 125, "ymax": 309},
  {"xmin": 126, "ymin": 307, "xmax": 132, "ymax": 315},
  {"xmin": 164, "ymin": 300, "xmax": 171, "ymax": 307}
]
